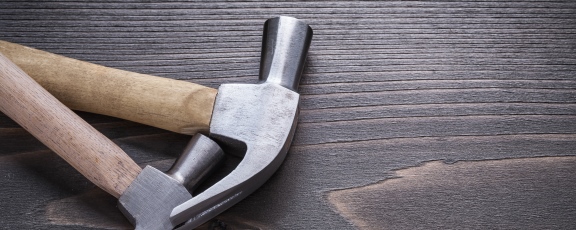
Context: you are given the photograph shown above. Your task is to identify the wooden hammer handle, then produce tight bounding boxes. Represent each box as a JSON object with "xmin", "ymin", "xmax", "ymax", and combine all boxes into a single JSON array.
[
  {"xmin": 0, "ymin": 52, "xmax": 141, "ymax": 198},
  {"xmin": 0, "ymin": 41, "xmax": 217, "ymax": 135}
]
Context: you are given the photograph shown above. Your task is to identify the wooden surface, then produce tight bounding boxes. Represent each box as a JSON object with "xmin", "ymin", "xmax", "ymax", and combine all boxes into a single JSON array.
[{"xmin": 1, "ymin": 1, "xmax": 575, "ymax": 229}]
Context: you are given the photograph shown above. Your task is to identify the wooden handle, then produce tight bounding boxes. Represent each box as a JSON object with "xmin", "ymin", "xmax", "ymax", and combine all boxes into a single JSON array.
[
  {"xmin": 0, "ymin": 52, "xmax": 141, "ymax": 198},
  {"xmin": 0, "ymin": 40, "xmax": 217, "ymax": 135}
]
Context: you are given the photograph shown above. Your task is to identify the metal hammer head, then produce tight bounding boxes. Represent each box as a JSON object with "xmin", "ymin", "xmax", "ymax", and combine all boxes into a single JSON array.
[
  {"xmin": 170, "ymin": 16, "xmax": 313, "ymax": 229},
  {"xmin": 118, "ymin": 134, "xmax": 224, "ymax": 230}
]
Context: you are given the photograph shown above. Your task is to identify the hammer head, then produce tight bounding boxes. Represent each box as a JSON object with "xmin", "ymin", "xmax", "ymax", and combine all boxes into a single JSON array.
[
  {"xmin": 118, "ymin": 166, "xmax": 192, "ymax": 230},
  {"xmin": 170, "ymin": 16, "xmax": 312, "ymax": 229},
  {"xmin": 118, "ymin": 134, "xmax": 225, "ymax": 230}
]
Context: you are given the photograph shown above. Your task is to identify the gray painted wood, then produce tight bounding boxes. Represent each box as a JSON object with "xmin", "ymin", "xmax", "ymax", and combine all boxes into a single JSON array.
[{"xmin": 1, "ymin": 1, "xmax": 575, "ymax": 229}]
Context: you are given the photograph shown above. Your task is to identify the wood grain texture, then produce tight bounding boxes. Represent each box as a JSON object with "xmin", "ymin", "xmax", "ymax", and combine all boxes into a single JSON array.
[
  {"xmin": 328, "ymin": 156, "xmax": 576, "ymax": 229},
  {"xmin": 0, "ymin": 53, "xmax": 141, "ymax": 198},
  {"xmin": 0, "ymin": 40, "xmax": 216, "ymax": 135},
  {"xmin": 1, "ymin": 0, "xmax": 575, "ymax": 229}
]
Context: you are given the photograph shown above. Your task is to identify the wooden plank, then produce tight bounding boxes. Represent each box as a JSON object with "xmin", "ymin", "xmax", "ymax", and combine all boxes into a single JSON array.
[
  {"xmin": 1, "ymin": 0, "xmax": 575, "ymax": 229},
  {"xmin": 329, "ymin": 156, "xmax": 576, "ymax": 229}
]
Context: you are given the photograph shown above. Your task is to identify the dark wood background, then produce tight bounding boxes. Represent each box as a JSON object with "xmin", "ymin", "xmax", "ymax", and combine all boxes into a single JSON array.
[{"xmin": 1, "ymin": 1, "xmax": 575, "ymax": 229}]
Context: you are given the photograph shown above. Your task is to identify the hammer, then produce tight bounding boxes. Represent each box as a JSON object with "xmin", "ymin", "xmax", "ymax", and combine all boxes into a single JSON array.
[{"xmin": 0, "ymin": 16, "xmax": 312, "ymax": 229}]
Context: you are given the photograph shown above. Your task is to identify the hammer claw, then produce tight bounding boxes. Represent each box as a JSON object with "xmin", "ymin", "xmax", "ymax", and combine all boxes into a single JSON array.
[{"xmin": 172, "ymin": 83, "xmax": 300, "ymax": 228}]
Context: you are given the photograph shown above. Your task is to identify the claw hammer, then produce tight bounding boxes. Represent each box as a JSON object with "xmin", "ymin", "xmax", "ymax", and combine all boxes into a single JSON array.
[{"xmin": 0, "ymin": 16, "xmax": 312, "ymax": 229}]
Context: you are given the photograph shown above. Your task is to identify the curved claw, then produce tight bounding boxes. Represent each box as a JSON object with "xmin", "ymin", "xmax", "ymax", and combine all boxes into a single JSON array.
[{"xmin": 170, "ymin": 83, "xmax": 300, "ymax": 228}]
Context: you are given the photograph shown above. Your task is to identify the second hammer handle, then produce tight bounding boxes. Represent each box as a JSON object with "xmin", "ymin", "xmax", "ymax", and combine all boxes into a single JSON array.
[
  {"xmin": 0, "ymin": 52, "xmax": 141, "ymax": 198},
  {"xmin": 0, "ymin": 41, "xmax": 217, "ymax": 135}
]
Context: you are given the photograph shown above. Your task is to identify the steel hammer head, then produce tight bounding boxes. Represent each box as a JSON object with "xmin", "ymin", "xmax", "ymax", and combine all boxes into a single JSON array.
[
  {"xmin": 118, "ymin": 134, "xmax": 224, "ymax": 230},
  {"xmin": 170, "ymin": 16, "xmax": 313, "ymax": 229}
]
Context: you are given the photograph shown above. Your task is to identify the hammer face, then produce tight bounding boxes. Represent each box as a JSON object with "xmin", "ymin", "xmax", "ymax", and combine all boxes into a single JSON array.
[{"xmin": 118, "ymin": 166, "xmax": 192, "ymax": 230}]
